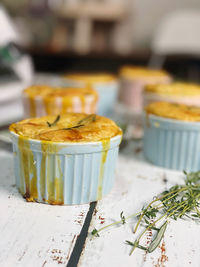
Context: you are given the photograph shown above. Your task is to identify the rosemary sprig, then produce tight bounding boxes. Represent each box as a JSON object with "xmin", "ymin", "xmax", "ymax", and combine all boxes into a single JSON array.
[
  {"xmin": 62, "ymin": 124, "xmax": 84, "ymax": 130},
  {"xmin": 91, "ymin": 171, "xmax": 200, "ymax": 255},
  {"xmin": 62, "ymin": 114, "xmax": 96, "ymax": 131},
  {"xmin": 91, "ymin": 210, "xmax": 142, "ymax": 238},
  {"xmin": 78, "ymin": 114, "xmax": 96, "ymax": 125},
  {"xmin": 46, "ymin": 115, "xmax": 60, "ymax": 127},
  {"xmin": 125, "ymin": 240, "xmax": 147, "ymax": 251}
]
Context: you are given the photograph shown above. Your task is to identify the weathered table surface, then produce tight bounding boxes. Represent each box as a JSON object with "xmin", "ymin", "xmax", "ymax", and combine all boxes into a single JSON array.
[
  {"xmin": 0, "ymin": 150, "xmax": 89, "ymax": 267},
  {"xmin": 1, "ymin": 137, "xmax": 200, "ymax": 267}
]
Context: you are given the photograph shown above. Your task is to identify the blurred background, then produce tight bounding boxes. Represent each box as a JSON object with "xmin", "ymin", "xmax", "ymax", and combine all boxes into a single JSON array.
[
  {"xmin": 1, "ymin": 0, "xmax": 200, "ymax": 128},
  {"xmin": 1, "ymin": 0, "xmax": 200, "ymax": 73}
]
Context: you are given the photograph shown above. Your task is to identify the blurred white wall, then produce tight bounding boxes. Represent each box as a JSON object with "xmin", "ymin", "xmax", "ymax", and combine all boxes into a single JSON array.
[
  {"xmin": 2, "ymin": 0, "xmax": 200, "ymax": 51},
  {"xmin": 131, "ymin": 0, "xmax": 200, "ymax": 48}
]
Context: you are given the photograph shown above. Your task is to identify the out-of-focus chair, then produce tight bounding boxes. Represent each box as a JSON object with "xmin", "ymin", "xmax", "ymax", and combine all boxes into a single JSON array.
[{"xmin": 149, "ymin": 9, "xmax": 200, "ymax": 72}]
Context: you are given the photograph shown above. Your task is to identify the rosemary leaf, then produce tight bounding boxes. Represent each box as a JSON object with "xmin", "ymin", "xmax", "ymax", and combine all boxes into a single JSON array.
[
  {"xmin": 46, "ymin": 115, "xmax": 60, "ymax": 127},
  {"xmin": 91, "ymin": 228, "xmax": 100, "ymax": 237},
  {"xmin": 126, "ymin": 241, "xmax": 147, "ymax": 251},
  {"xmin": 125, "ymin": 240, "xmax": 134, "ymax": 246},
  {"xmin": 137, "ymin": 244, "xmax": 148, "ymax": 251},
  {"xmin": 151, "ymin": 226, "xmax": 160, "ymax": 231},
  {"xmin": 120, "ymin": 211, "xmax": 126, "ymax": 224},
  {"xmin": 147, "ymin": 221, "xmax": 168, "ymax": 253},
  {"xmin": 62, "ymin": 124, "xmax": 84, "ymax": 130},
  {"xmin": 78, "ymin": 114, "xmax": 96, "ymax": 125},
  {"xmin": 62, "ymin": 114, "xmax": 96, "ymax": 131}
]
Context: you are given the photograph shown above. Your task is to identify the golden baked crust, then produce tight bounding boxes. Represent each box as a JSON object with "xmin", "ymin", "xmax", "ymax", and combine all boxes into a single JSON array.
[
  {"xmin": 24, "ymin": 85, "xmax": 98, "ymax": 99},
  {"xmin": 145, "ymin": 101, "xmax": 200, "ymax": 122},
  {"xmin": 145, "ymin": 82, "xmax": 200, "ymax": 96},
  {"xmin": 10, "ymin": 113, "xmax": 122, "ymax": 142},
  {"xmin": 120, "ymin": 66, "xmax": 170, "ymax": 81},
  {"xmin": 23, "ymin": 85, "xmax": 99, "ymax": 117},
  {"xmin": 64, "ymin": 73, "xmax": 116, "ymax": 84},
  {"xmin": 23, "ymin": 85, "xmax": 52, "ymax": 97}
]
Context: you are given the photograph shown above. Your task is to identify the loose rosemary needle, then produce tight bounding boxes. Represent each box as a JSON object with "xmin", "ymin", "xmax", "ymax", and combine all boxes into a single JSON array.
[
  {"xmin": 62, "ymin": 114, "xmax": 96, "ymax": 130},
  {"xmin": 46, "ymin": 115, "xmax": 60, "ymax": 127},
  {"xmin": 91, "ymin": 171, "xmax": 200, "ymax": 255},
  {"xmin": 46, "ymin": 114, "xmax": 96, "ymax": 129}
]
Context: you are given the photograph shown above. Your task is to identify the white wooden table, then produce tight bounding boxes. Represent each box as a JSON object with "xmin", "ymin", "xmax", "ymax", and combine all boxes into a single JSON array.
[
  {"xmin": 0, "ymin": 149, "xmax": 90, "ymax": 267},
  {"xmin": 1, "ymin": 138, "xmax": 200, "ymax": 267}
]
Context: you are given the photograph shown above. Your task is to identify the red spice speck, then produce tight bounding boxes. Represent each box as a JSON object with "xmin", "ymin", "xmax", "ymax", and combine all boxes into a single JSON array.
[
  {"xmin": 74, "ymin": 212, "xmax": 85, "ymax": 224},
  {"xmin": 154, "ymin": 240, "xmax": 168, "ymax": 267},
  {"xmin": 99, "ymin": 215, "xmax": 105, "ymax": 224},
  {"xmin": 143, "ymin": 227, "xmax": 153, "ymax": 262}
]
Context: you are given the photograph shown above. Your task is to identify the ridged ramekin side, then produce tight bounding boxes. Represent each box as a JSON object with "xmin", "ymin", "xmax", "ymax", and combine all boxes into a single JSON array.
[
  {"xmin": 10, "ymin": 133, "xmax": 121, "ymax": 205},
  {"xmin": 144, "ymin": 115, "xmax": 200, "ymax": 171}
]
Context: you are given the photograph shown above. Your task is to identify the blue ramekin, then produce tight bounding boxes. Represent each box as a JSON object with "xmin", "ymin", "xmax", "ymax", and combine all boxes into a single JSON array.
[
  {"xmin": 94, "ymin": 81, "xmax": 119, "ymax": 117},
  {"xmin": 144, "ymin": 113, "xmax": 200, "ymax": 171},
  {"xmin": 10, "ymin": 131, "xmax": 122, "ymax": 205},
  {"xmin": 63, "ymin": 79, "xmax": 119, "ymax": 117}
]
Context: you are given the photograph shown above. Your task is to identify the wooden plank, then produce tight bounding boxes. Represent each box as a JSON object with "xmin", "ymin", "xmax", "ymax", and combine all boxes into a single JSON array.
[
  {"xmin": 79, "ymin": 141, "xmax": 200, "ymax": 267},
  {"xmin": 0, "ymin": 150, "xmax": 89, "ymax": 267}
]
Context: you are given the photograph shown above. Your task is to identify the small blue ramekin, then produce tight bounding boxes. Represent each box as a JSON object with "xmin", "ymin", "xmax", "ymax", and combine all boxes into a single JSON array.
[
  {"xmin": 144, "ymin": 114, "xmax": 200, "ymax": 171},
  {"xmin": 10, "ymin": 131, "xmax": 122, "ymax": 205},
  {"xmin": 63, "ymin": 79, "xmax": 119, "ymax": 117},
  {"xmin": 94, "ymin": 82, "xmax": 119, "ymax": 117}
]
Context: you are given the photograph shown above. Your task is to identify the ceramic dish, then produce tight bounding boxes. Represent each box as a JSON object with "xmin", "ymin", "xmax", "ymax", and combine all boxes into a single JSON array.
[
  {"xmin": 9, "ymin": 113, "xmax": 122, "ymax": 205},
  {"xmin": 144, "ymin": 102, "xmax": 200, "ymax": 171},
  {"xmin": 144, "ymin": 82, "xmax": 200, "ymax": 107},
  {"xmin": 23, "ymin": 85, "xmax": 98, "ymax": 117},
  {"xmin": 119, "ymin": 66, "xmax": 172, "ymax": 113},
  {"xmin": 63, "ymin": 73, "xmax": 119, "ymax": 117}
]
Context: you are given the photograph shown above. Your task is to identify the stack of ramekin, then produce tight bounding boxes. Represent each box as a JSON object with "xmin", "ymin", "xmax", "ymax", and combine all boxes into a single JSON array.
[
  {"xmin": 63, "ymin": 73, "xmax": 119, "ymax": 117},
  {"xmin": 144, "ymin": 82, "xmax": 200, "ymax": 107},
  {"xmin": 23, "ymin": 85, "xmax": 98, "ymax": 117},
  {"xmin": 119, "ymin": 66, "xmax": 172, "ymax": 113}
]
